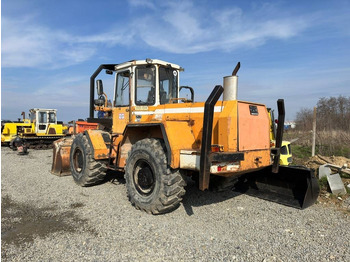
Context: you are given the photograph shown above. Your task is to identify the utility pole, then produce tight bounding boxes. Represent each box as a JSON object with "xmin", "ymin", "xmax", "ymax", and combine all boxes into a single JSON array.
[{"xmin": 312, "ymin": 107, "xmax": 317, "ymax": 156}]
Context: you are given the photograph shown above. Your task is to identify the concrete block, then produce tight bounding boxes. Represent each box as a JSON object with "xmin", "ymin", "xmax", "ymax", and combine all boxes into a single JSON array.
[
  {"xmin": 326, "ymin": 173, "xmax": 347, "ymax": 195},
  {"xmin": 319, "ymin": 164, "xmax": 332, "ymax": 179}
]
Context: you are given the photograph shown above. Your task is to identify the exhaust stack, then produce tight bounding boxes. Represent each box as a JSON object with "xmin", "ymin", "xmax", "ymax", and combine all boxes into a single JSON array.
[{"xmin": 223, "ymin": 62, "xmax": 240, "ymax": 101}]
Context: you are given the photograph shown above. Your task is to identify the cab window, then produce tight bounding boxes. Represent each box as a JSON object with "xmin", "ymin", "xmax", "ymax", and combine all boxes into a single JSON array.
[
  {"xmin": 115, "ymin": 71, "xmax": 130, "ymax": 107},
  {"xmin": 30, "ymin": 113, "xmax": 36, "ymax": 122},
  {"xmin": 281, "ymin": 145, "xmax": 288, "ymax": 155},
  {"xmin": 135, "ymin": 66, "xmax": 155, "ymax": 105},
  {"xmin": 39, "ymin": 112, "xmax": 47, "ymax": 123},
  {"xmin": 49, "ymin": 112, "xmax": 56, "ymax": 123},
  {"xmin": 159, "ymin": 67, "xmax": 178, "ymax": 104}
]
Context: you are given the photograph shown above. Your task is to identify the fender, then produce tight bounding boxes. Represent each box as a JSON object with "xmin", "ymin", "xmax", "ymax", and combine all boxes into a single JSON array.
[
  {"xmin": 84, "ymin": 129, "xmax": 111, "ymax": 160},
  {"xmin": 119, "ymin": 121, "xmax": 196, "ymax": 169},
  {"xmin": 119, "ymin": 123, "xmax": 171, "ymax": 166}
]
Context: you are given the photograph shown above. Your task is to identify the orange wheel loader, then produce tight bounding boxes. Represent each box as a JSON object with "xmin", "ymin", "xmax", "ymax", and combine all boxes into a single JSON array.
[{"xmin": 51, "ymin": 59, "xmax": 319, "ymax": 214}]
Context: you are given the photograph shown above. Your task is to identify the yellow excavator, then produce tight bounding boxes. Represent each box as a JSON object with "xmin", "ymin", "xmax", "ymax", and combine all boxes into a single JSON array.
[
  {"xmin": 1, "ymin": 109, "xmax": 67, "ymax": 149},
  {"xmin": 268, "ymin": 108, "xmax": 293, "ymax": 166},
  {"xmin": 52, "ymin": 59, "xmax": 319, "ymax": 214}
]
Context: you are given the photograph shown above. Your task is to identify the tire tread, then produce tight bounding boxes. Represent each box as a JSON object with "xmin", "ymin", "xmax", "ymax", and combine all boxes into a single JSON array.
[
  {"xmin": 71, "ymin": 133, "xmax": 107, "ymax": 187},
  {"xmin": 125, "ymin": 138, "xmax": 186, "ymax": 214}
]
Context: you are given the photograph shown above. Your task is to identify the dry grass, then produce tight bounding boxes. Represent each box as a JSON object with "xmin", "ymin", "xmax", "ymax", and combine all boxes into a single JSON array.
[{"xmin": 285, "ymin": 130, "xmax": 350, "ymax": 158}]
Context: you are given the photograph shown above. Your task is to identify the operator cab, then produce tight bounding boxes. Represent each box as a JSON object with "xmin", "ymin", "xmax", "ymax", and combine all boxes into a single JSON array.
[
  {"xmin": 29, "ymin": 108, "xmax": 57, "ymax": 134},
  {"xmin": 90, "ymin": 59, "xmax": 194, "ymax": 128},
  {"xmin": 93, "ymin": 59, "xmax": 194, "ymax": 109},
  {"xmin": 113, "ymin": 59, "xmax": 184, "ymax": 107}
]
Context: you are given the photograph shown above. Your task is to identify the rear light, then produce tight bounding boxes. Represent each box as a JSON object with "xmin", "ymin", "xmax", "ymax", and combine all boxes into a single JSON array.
[
  {"xmin": 211, "ymin": 144, "xmax": 224, "ymax": 152},
  {"xmin": 210, "ymin": 162, "xmax": 240, "ymax": 173}
]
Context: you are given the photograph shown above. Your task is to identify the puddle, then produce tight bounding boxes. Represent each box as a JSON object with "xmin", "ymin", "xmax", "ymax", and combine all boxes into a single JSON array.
[{"xmin": 1, "ymin": 195, "xmax": 96, "ymax": 247}]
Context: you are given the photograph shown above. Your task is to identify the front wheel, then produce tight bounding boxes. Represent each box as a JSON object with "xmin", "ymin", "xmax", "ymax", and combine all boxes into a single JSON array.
[
  {"xmin": 70, "ymin": 133, "xmax": 107, "ymax": 186},
  {"xmin": 125, "ymin": 138, "xmax": 186, "ymax": 214}
]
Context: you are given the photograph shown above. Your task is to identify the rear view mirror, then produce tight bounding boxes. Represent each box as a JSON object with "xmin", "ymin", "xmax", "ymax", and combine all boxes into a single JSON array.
[
  {"xmin": 180, "ymin": 86, "xmax": 194, "ymax": 102},
  {"xmin": 96, "ymin": 79, "xmax": 103, "ymax": 95}
]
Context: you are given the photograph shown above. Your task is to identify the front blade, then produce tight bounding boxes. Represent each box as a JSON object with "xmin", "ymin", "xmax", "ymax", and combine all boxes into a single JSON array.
[
  {"xmin": 51, "ymin": 138, "xmax": 73, "ymax": 176},
  {"xmin": 233, "ymin": 165, "xmax": 319, "ymax": 209}
]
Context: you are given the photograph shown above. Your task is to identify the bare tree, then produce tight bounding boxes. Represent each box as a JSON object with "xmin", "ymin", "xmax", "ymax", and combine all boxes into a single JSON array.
[
  {"xmin": 295, "ymin": 108, "xmax": 313, "ymax": 131},
  {"xmin": 316, "ymin": 96, "xmax": 350, "ymax": 131},
  {"xmin": 296, "ymin": 96, "xmax": 350, "ymax": 131}
]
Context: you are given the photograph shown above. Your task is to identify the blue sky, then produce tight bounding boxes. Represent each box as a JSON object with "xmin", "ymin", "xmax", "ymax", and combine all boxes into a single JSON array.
[{"xmin": 2, "ymin": 0, "xmax": 350, "ymax": 122}]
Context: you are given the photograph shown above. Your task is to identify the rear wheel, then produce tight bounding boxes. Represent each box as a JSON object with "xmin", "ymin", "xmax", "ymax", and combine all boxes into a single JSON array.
[
  {"xmin": 9, "ymin": 139, "xmax": 17, "ymax": 151},
  {"xmin": 125, "ymin": 138, "xmax": 186, "ymax": 214},
  {"xmin": 70, "ymin": 133, "xmax": 107, "ymax": 186}
]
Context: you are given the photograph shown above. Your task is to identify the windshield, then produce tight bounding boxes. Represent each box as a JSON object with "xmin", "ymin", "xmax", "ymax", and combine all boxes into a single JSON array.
[{"xmin": 159, "ymin": 66, "xmax": 178, "ymax": 104}]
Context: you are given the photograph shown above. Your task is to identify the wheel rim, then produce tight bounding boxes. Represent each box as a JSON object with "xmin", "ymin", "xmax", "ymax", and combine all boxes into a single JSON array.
[
  {"xmin": 133, "ymin": 159, "xmax": 155, "ymax": 195},
  {"xmin": 72, "ymin": 147, "xmax": 84, "ymax": 173}
]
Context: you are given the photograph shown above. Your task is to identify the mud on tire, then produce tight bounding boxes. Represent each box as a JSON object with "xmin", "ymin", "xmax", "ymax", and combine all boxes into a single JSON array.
[
  {"xmin": 125, "ymin": 138, "xmax": 186, "ymax": 214},
  {"xmin": 70, "ymin": 133, "xmax": 107, "ymax": 186}
]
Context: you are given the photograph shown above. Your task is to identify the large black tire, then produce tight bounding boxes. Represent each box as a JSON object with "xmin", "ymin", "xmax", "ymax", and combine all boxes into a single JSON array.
[
  {"xmin": 9, "ymin": 139, "xmax": 17, "ymax": 151},
  {"xmin": 125, "ymin": 138, "xmax": 186, "ymax": 214},
  {"xmin": 70, "ymin": 133, "xmax": 107, "ymax": 186}
]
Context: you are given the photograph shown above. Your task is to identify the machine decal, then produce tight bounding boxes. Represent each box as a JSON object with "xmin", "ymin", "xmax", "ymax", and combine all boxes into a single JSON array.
[
  {"xmin": 135, "ymin": 115, "xmax": 142, "ymax": 122},
  {"xmin": 249, "ymin": 105, "xmax": 259, "ymax": 115}
]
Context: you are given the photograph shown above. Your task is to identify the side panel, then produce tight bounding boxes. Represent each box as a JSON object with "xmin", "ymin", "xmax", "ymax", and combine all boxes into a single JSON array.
[
  {"xmin": 163, "ymin": 121, "xmax": 196, "ymax": 168},
  {"xmin": 238, "ymin": 102, "xmax": 270, "ymax": 151},
  {"xmin": 239, "ymin": 149, "xmax": 271, "ymax": 173},
  {"xmin": 46, "ymin": 123, "xmax": 67, "ymax": 135},
  {"xmin": 112, "ymin": 107, "xmax": 130, "ymax": 134},
  {"xmin": 218, "ymin": 100, "xmax": 238, "ymax": 152}
]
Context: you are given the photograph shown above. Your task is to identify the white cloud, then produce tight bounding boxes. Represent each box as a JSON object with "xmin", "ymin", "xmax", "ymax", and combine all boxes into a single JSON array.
[
  {"xmin": 2, "ymin": 16, "xmax": 97, "ymax": 69},
  {"xmin": 75, "ymin": 28, "xmax": 134, "ymax": 46},
  {"xmin": 0, "ymin": 1, "xmax": 324, "ymax": 68},
  {"xmin": 125, "ymin": 1, "xmax": 310, "ymax": 54}
]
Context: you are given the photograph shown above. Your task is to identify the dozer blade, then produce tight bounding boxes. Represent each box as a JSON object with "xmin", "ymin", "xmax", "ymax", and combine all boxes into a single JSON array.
[
  {"xmin": 233, "ymin": 165, "xmax": 320, "ymax": 209},
  {"xmin": 51, "ymin": 138, "xmax": 73, "ymax": 176}
]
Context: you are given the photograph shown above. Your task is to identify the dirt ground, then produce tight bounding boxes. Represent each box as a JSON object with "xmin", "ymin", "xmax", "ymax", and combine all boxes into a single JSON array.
[
  {"xmin": 2, "ymin": 148, "xmax": 350, "ymax": 261},
  {"xmin": 303, "ymin": 155, "xmax": 350, "ymax": 213},
  {"xmin": 304, "ymin": 155, "xmax": 350, "ymax": 171}
]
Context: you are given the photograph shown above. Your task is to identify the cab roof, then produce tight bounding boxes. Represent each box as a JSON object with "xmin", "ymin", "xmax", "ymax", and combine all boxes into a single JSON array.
[
  {"xmin": 30, "ymin": 108, "xmax": 57, "ymax": 112},
  {"xmin": 114, "ymin": 59, "xmax": 183, "ymax": 71}
]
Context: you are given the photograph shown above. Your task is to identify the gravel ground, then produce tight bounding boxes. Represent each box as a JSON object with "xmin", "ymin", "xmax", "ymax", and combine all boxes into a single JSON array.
[{"xmin": 1, "ymin": 147, "xmax": 349, "ymax": 261}]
